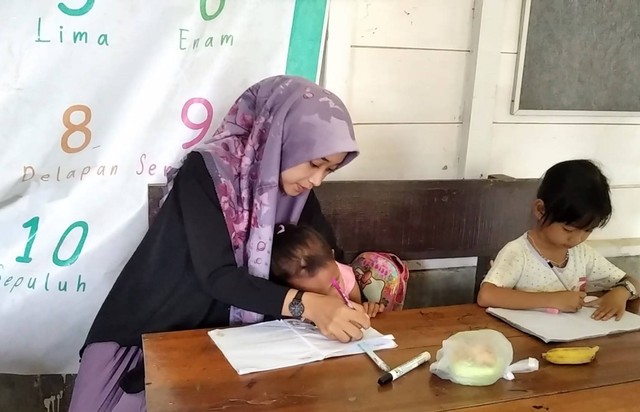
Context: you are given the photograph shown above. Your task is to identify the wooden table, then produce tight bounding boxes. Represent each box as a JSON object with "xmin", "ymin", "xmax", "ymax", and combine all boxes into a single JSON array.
[{"xmin": 143, "ymin": 303, "xmax": 640, "ymax": 411}]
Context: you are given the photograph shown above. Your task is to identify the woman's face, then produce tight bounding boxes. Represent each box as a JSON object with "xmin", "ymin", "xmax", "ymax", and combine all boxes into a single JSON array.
[{"xmin": 280, "ymin": 152, "xmax": 347, "ymax": 196}]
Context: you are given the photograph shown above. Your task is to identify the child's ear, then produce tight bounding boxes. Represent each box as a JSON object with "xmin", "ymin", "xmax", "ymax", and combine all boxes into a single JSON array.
[
  {"xmin": 533, "ymin": 199, "xmax": 545, "ymax": 221},
  {"xmin": 331, "ymin": 249, "xmax": 335, "ymax": 257}
]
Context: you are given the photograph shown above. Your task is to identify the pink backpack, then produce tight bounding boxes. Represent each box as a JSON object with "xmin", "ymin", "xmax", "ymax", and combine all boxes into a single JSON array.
[{"xmin": 351, "ymin": 252, "xmax": 409, "ymax": 311}]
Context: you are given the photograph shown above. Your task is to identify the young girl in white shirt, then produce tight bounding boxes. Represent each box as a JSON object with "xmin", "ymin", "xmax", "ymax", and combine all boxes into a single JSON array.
[{"xmin": 478, "ymin": 159, "xmax": 639, "ymax": 320}]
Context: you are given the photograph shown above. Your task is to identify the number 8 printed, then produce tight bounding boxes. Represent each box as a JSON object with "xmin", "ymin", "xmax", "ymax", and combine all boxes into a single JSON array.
[
  {"xmin": 61, "ymin": 104, "xmax": 92, "ymax": 154},
  {"xmin": 181, "ymin": 98, "xmax": 214, "ymax": 149}
]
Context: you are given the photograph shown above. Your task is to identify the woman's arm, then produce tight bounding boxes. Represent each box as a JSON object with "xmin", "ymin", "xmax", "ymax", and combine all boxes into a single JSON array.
[
  {"xmin": 177, "ymin": 153, "xmax": 370, "ymax": 339},
  {"xmin": 177, "ymin": 153, "xmax": 290, "ymax": 316}
]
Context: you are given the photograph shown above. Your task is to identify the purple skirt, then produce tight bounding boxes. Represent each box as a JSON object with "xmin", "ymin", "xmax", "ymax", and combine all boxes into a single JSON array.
[{"xmin": 69, "ymin": 342, "xmax": 146, "ymax": 412}]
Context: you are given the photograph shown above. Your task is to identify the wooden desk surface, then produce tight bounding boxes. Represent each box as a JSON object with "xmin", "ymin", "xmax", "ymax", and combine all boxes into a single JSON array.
[{"xmin": 143, "ymin": 304, "xmax": 640, "ymax": 411}]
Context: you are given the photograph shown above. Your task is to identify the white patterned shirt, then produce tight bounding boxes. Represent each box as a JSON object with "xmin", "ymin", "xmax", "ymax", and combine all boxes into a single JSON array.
[{"xmin": 482, "ymin": 233, "xmax": 625, "ymax": 292}]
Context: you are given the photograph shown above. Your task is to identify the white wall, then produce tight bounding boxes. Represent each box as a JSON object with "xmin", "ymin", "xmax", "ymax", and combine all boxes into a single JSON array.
[
  {"xmin": 322, "ymin": 0, "xmax": 640, "ymax": 246},
  {"xmin": 323, "ymin": 0, "xmax": 472, "ymax": 180}
]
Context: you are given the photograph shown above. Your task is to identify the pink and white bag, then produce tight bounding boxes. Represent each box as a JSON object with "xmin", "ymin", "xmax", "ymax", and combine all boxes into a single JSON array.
[{"xmin": 351, "ymin": 252, "xmax": 409, "ymax": 311}]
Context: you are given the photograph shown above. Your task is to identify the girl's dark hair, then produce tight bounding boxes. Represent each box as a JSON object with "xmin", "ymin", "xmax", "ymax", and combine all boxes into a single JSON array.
[
  {"xmin": 537, "ymin": 159, "xmax": 612, "ymax": 230},
  {"xmin": 270, "ymin": 224, "xmax": 333, "ymax": 285}
]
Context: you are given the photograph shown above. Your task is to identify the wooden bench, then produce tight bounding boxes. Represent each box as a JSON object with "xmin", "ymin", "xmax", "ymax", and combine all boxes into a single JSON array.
[{"xmin": 149, "ymin": 176, "xmax": 538, "ymax": 299}]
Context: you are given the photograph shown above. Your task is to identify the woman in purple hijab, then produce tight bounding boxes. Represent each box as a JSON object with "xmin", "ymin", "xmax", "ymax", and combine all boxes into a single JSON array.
[{"xmin": 69, "ymin": 76, "xmax": 370, "ymax": 412}]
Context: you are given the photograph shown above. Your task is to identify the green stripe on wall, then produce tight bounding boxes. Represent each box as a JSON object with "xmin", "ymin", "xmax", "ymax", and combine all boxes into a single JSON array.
[{"xmin": 285, "ymin": 0, "xmax": 328, "ymax": 81}]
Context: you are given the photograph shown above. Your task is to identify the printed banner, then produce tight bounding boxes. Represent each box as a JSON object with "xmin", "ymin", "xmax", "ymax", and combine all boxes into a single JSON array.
[{"xmin": 0, "ymin": 0, "xmax": 328, "ymax": 374}]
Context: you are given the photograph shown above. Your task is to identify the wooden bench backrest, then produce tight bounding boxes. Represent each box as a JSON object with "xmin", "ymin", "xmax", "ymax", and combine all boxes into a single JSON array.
[
  {"xmin": 149, "ymin": 177, "xmax": 539, "ymax": 297},
  {"xmin": 314, "ymin": 178, "xmax": 538, "ymax": 261}
]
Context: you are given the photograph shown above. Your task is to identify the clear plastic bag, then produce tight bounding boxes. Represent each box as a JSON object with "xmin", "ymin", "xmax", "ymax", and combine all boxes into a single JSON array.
[{"xmin": 429, "ymin": 329, "xmax": 538, "ymax": 386}]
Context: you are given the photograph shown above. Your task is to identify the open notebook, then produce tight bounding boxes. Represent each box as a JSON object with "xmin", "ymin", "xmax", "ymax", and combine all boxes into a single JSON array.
[
  {"xmin": 208, "ymin": 319, "xmax": 397, "ymax": 374},
  {"xmin": 487, "ymin": 307, "xmax": 640, "ymax": 343}
]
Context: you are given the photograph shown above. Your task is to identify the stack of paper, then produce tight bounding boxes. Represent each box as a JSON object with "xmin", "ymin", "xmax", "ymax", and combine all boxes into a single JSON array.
[
  {"xmin": 208, "ymin": 319, "xmax": 397, "ymax": 374},
  {"xmin": 487, "ymin": 307, "xmax": 640, "ymax": 343}
]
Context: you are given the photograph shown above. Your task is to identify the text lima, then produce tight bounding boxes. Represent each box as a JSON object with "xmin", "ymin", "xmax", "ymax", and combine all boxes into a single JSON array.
[{"xmin": 35, "ymin": 18, "xmax": 109, "ymax": 46}]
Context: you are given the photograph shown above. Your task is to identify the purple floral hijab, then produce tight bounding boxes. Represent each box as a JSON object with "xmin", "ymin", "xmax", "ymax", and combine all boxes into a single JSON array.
[{"xmin": 188, "ymin": 76, "xmax": 357, "ymax": 325}]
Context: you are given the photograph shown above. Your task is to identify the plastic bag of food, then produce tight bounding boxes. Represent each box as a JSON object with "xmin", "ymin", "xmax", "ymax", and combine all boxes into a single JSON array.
[{"xmin": 429, "ymin": 329, "xmax": 538, "ymax": 386}]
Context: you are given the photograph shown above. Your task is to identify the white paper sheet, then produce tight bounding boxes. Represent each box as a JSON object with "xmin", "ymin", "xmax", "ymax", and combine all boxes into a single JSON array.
[
  {"xmin": 487, "ymin": 307, "xmax": 640, "ymax": 343},
  {"xmin": 208, "ymin": 319, "xmax": 397, "ymax": 374}
]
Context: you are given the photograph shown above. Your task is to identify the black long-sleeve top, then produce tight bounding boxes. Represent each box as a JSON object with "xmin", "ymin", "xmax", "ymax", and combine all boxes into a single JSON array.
[{"xmin": 83, "ymin": 152, "xmax": 341, "ymax": 351}]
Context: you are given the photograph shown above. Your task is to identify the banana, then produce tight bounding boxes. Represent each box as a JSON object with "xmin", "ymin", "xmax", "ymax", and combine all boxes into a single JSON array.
[{"xmin": 541, "ymin": 346, "xmax": 600, "ymax": 365}]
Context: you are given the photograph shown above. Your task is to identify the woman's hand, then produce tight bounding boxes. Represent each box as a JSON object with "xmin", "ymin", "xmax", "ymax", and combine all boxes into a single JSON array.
[{"xmin": 302, "ymin": 292, "xmax": 371, "ymax": 342}]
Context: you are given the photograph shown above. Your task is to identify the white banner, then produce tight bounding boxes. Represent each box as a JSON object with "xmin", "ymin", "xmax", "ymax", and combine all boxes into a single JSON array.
[{"xmin": 0, "ymin": 0, "xmax": 327, "ymax": 374}]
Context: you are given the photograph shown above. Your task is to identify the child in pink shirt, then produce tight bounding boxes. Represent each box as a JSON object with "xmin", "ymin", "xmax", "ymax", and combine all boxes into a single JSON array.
[{"xmin": 271, "ymin": 224, "xmax": 384, "ymax": 317}]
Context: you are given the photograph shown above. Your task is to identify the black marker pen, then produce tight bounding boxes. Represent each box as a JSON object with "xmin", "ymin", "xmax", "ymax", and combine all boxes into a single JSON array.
[{"xmin": 377, "ymin": 351, "xmax": 431, "ymax": 385}]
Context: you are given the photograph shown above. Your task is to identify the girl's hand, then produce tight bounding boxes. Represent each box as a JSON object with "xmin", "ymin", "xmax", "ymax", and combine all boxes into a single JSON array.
[
  {"xmin": 550, "ymin": 291, "xmax": 587, "ymax": 312},
  {"xmin": 363, "ymin": 302, "xmax": 385, "ymax": 318},
  {"xmin": 584, "ymin": 287, "xmax": 630, "ymax": 321},
  {"xmin": 302, "ymin": 293, "xmax": 370, "ymax": 342}
]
